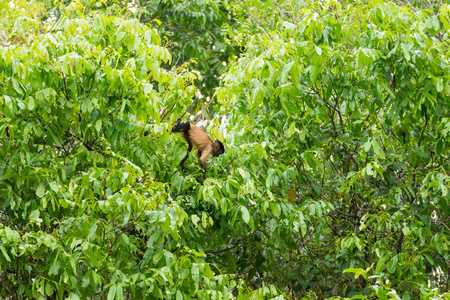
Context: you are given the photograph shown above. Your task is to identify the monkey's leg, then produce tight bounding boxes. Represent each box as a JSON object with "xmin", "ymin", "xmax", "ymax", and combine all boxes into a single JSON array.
[
  {"xmin": 198, "ymin": 151, "xmax": 209, "ymax": 179},
  {"xmin": 180, "ymin": 142, "xmax": 193, "ymax": 171}
]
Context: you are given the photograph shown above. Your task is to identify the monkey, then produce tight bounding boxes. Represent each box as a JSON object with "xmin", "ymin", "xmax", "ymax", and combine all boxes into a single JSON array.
[{"xmin": 171, "ymin": 118, "xmax": 225, "ymax": 178}]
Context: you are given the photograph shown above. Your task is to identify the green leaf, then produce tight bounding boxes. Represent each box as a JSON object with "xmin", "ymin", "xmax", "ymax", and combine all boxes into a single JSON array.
[
  {"xmin": 401, "ymin": 42, "xmax": 413, "ymax": 62},
  {"xmin": 48, "ymin": 127, "xmax": 62, "ymax": 147},
  {"xmin": 191, "ymin": 264, "xmax": 200, "ymax": 283},
  {"xmin": 343, "ymin": 267, "xmax": 367, "ymax": 279},
  {"xmin": 5, "ymin": 227, "xmax": 20, "ymax": 242},
  {"xmin": 36, "ymin": 183, "xmax": 46, "ymax": 198},
  {"xmin": 371, "ymin": 139, "xmax": 385, "ymax": 159},
  {"xmin": 378, "ymin": 80, "xmax": 396, "ymax": 99},
  {"xmin": 363, "ymin": 140, "xmax": 371, "ymax": 152},
  {"xmin": 437, "ymin": 78, "xmax": 444, "ymax": 92},
  {"xmin": 350, "ymin": 295, "xmax": 369, "ymax": 299},
  {"xmin": 439, "ymin": 8, "xmax": 450, "ymax": 31},
  {"xmin": 237, "ymin": 168, "xmax": 246, "ymax": 179},
  {"xmin": 241, "ymin": 206, "xmax": 250, "ymax": 224},
  {"xmin": 82, "ymin": 98, "xmax": 90, "ymax": 113},
  {"xmin": 49, "ymin": 254, "xmax": 60, "ymax": 275},
  {"xmin": 290, "ymin": 61, "xmax": 300, "ymax": 84},
  {"xmin": 11, "ymin": 78, "xmax": 24, "ymax": 95},
  {"xmin": 191, "ymin": 215, "xmax": 200, "ymax": 227},
  {"xmin": 314, "ymin": 44, "xmax": 322, "ymax": 56},
  {"xmin": 357, "ymin": 48, "xmax": 374, "ymax": 68},
  {"xmin": 27, "ymin": 96, "xmax": 35, "ymax": 110},
  {"xmin": 153, "ymin": 251, "xmax": 163, "ymax": 264},
  {"xmin": 95, "ymin": 119, "xmax": 102, "ymax": 133},
  {"xmin": 0, "ymin": 246, "xmax": 11, "ymax": 262},
  {"xmin": 176, "ymin": 291, "xmax": 183, "ymax": 300},
  {"xmin": 107, "ymin": 285, "xmax": 117, "ymax": 300},
  {"xmin": 375, "ymin": 253, "xmax": 389, "ymax": 273},
  {"xmin": 116, "ymin": 284, "xmax": 124, "ymax": 300},
  {"xmin": 3, "ymin": 95, "xmax": 14, "ymax": 116},
  {"xmin": 280, "ymin": 97, "xmax": 298, "ymax": 117}
]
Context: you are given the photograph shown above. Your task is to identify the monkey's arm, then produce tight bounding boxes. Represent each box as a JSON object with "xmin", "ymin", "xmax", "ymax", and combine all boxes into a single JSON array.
[
  {"xmin": 180, "ymin": 142, "xmax": 193, "ymax": 171},
  {"xmin": 171, "ymin": 120, "xmax": 190, "ymax": 133}
]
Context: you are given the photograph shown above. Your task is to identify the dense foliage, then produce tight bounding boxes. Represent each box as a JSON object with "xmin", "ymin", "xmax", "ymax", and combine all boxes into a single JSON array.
[{"xmin": 1, "ymin": 0, "xmax": 450, "ymax": 299}]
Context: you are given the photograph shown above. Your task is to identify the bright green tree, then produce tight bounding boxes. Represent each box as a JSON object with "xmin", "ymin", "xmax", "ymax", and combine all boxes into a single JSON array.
[
  {"xmin": 0, "ymin": 0, "xmax": 239, "ymax": 298},
  {"xmin": 1, "ymin": 0, "xmax": 450, "ymax": 299},
  {"xmin": 215, "ymin": 0, "xmax": 450, "ymax": 297},
  {"xmin": 93, "ymin": 0, "xmax": 239, "ymax": 97}
]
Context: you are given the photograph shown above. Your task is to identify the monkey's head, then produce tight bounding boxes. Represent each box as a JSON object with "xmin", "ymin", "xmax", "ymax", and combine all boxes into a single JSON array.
[{"xmin": 212, "ymin": 140, "xmax": 225, "ymax": 157}]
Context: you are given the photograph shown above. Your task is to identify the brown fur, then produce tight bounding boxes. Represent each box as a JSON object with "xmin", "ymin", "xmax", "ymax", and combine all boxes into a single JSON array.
[{"xmin": 187, "ymin": 125, "xmax": 213, "ymax": 151}]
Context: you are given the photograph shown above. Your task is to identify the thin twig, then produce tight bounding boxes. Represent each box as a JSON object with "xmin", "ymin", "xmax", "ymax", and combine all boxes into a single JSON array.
[
  {"xmin": 179, "ymin": 94, "xmax": 200, "ymax": 122},
  {"xmin": 432, "ymin": 220, "xmax": 450, "ymax": 232},
  {"xmin": 418, "ymin": 107, "xmax": 428, "ymax": 146},
  {"xmin": 204, "ymin": 224, "xmax": 264, "ymax": 254}
]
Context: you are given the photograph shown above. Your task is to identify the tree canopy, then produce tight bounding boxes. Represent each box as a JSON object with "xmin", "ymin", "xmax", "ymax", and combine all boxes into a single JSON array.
[{"xmin": 1, "ymin": 0, "xmax": 450, "ymax": 299}]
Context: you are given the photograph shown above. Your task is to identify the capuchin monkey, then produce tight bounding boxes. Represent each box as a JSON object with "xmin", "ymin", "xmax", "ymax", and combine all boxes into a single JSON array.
[{"xmin": 171, "ymin": 118, "xmax": 225, "ymax": 178}]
